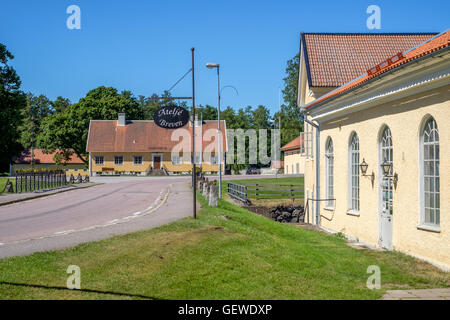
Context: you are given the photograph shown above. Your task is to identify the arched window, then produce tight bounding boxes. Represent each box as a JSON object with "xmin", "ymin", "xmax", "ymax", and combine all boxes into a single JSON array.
[
  {"xmin": 421, "ymin": 117, "xmax": 440, "ymax": 226},
  {"xmin": 325, "ymin": 138, "xmax": 334, "ymax": 207},
  {"xmin": 380, "ymin": 126, "xmax": 393, "ymax": 215},
  {"xmin": 349, "ymin": 133, "xmax": 360, "ymax": 212}
]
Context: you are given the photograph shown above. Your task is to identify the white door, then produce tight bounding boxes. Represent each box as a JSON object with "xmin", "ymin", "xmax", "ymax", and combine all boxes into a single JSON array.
[{"xmin": 379, "ymin": 127, "xmax": 393, "ymax": 250}]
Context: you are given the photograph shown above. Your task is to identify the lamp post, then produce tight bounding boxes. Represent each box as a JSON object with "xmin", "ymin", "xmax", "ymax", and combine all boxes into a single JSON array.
[{"xmin": 206, "ymin": 62, "xmax": 222, "ymax": 198}]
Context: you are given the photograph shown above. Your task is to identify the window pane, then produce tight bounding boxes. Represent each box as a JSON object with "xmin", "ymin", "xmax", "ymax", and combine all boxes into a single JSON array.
[{"xmin": 436, "ymin": 177, "xmax": 440, "ymax": 194}]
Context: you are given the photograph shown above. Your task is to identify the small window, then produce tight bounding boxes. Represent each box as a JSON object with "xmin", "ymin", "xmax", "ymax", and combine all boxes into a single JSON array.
[
  {"xmin": 171, "ymin": 155, "xmax": 181, "ymax": 166},
  {"xmin": 210, "ymin": 154, "xmax": 218, "ymax": 165},
  {"xmin": 95, "ymin": 156, "xmax": 104, "ymax": 165},
  {"xmin": 133, "ymin": 156, "xmax": 143, "ymax": 165},
  {"xmin": 114, "ymin": 156, "xmax": 123, "ymax": 165},
  {"xmin": 191, "ymin": 153, "xmax": 201, "ymax": 165}
]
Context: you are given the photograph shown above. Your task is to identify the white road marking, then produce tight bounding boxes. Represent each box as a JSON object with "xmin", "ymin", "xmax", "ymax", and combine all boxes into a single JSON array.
[{"xmin": 1, "ymin": 185, "xmax": 172, "ymax": 246}]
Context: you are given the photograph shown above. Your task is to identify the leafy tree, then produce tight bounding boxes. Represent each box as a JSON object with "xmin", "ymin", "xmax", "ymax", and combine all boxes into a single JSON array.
[
  {"xmin": 51, "ymin": 96, "xmax": 71, "ymax": 113},
  {"xmin": 38, "ymin": 86, "xmax": 144, "ymax": 163},
  {"xmin": 0, "ymin": 43, "xmax": 26, "ymax": 172},
  {"xmin": 277, "ymin": 53, "xmax": 303, "ymax": 147},
  {"xmin": 19, "ymin": 93, "xmax": 53, "ymax": 148},
  {"xmin": 138, "ymin": 90, "xmax": 178, "ymax": 120},
  {"xmin": 198, "ymin": 105, "xmax": 217, "ymax": 121}
]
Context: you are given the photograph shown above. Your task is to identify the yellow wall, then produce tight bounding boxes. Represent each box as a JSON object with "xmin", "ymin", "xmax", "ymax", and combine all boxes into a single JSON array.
[
  {"xmin": 315, "ymin": 86, "xmax": 449, "ymax": 268},
  {"xmin": 283, "ymin": 149, "xmax": 306, "ymax": 175},
  {"xmin": 90, "ymin": 152, "xmax": 220, "ymax": 174}
]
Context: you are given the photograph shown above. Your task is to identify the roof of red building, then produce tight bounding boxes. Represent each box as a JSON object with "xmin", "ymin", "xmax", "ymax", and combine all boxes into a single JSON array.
[
  {"xmin": 13, "ymin": 149, "xmax": 85, "ymax": 164},
  {"xmin": 281, "ymin": 135, "xmax": 304, "ymax": 151},
  {"xmin": 86, "ymin": 120, "xmax": 227, "ymax": 153},
  {"xmin": 304, "ymin": 31, "xmax": 450, "ymax": 109},
  {"xmin": 302, "ymin": 33, "xmax": 437, "ymax": 87}
]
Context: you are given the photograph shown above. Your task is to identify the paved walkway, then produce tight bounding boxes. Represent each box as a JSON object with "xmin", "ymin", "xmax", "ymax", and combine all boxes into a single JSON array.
[{"xmin": 381, "ymin": 288, "xmax": 450, "ymax": 300}]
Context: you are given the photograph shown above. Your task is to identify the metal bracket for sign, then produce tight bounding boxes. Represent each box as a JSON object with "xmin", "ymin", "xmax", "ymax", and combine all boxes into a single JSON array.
[
  {"xmin": 147, "ymin": 97, "xmax": 192, "ymax": 100},
  {"xmin": 145, "ymin": 49, "xmax": 197, "ymax": 220}
]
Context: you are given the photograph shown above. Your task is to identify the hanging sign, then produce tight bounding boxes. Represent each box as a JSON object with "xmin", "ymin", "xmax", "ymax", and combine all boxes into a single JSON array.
[{"xmin": 154, "ymin": 104, "xmax": 190, "ymax": 129}]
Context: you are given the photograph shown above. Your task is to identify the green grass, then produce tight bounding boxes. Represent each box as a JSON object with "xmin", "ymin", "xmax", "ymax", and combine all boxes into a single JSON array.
[
  {"xmin": 0, "ymin": 177, "xmax": 15, "ymax": 194},
  {"xmin": 223, "ymin": 177, "xmax": 305, "ymax": 205},
  {"xmin": 0, "ymin": 193, "xmax": 448, "ymax": 300}
]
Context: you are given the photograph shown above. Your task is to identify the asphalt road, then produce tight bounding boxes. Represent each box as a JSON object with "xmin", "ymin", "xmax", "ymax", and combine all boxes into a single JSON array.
[{"xmin": 0, "ymin": 174, "xmax": 295, "ymax": 258}]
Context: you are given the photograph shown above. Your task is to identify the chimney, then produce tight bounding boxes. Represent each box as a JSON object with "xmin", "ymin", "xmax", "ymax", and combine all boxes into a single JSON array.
[{"xmin": 118, "ymin": 113, "xmax": 126, "ymax": 126}]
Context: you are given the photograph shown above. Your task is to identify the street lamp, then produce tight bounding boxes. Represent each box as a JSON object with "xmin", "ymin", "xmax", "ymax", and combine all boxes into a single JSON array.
[{"xmin": 206, "ymin": 62, "xmax": 222, "ymax": 198}]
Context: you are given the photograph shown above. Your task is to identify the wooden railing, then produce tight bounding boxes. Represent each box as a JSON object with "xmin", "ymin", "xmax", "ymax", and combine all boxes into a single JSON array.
[{"xmin": 245, "ymin": 183, "xmax": 304, "ymax": 200}]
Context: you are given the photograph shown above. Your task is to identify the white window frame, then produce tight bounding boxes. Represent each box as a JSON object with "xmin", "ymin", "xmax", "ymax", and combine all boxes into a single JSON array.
[
  {"xmin": 171, "ymin": 154, "xmax": 182, "ymax": 166},
  {"xmin": 325, "ymin": 137, "xmax": 334, "ymax": 208},
  {"xmin": 133, "ymin": 155, "xmax": 143, "ymax": 165},
  {"xmin": 302, "ymin": 125, "xmax": 314, "ymax": 159},
  {"xmin": 210, "ymin": 154, "xmax": 218, "ymax": 165},
  {"xmin": 348, "ymin": 133, "xmax": 360, "ymax": 213},
  {"xmin": 114, "ymin": 155, "xmax": 123, "ymax": 166},
  {"xmin": 419, "ymin": 117, "xmax": 440, "ymax": 229},
  {"xmin": 94, "ymin": 156, "xmax": 104, "ymax": 165}
]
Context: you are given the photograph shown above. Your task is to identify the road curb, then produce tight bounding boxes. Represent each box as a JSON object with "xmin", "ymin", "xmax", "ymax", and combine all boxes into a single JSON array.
[{"xmin": 0, "ymin": 183, "xmax": 102, "ymax": 207}]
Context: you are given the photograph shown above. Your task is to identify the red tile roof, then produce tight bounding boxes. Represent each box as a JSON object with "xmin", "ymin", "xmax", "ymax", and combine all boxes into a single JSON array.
[
  {"xmin": 86, "ymin": 120, "xmax": 227, "ymax": 153},
  {"xmin": 302, "ymin": 33, "xmax": 437, "ymax": 87},
  {"xmin": 271, "ymin": 160, "xmax": 284, "ymax": 169},
  {"xmin": 281, "ymin": 135, "xmax": 304, "ymax": 151},
  {"xmin": 13, "ymin": 149, "xmax": 85, "ymax": 164},
  {"xmin": 305, "ymin": 31, "xmax": 450, "ymax": 109}
]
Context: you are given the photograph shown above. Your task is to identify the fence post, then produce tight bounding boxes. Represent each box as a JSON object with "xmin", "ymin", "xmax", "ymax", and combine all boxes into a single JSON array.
[{"xmin": 255, "ymin": 183, "xmax": 258, "ymax": 200}]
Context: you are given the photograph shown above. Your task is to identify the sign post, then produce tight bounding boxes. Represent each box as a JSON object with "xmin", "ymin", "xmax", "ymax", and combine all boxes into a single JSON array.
[{"xmin": 146, "ymin": 48, "xmax": 197, "ymax": 220}]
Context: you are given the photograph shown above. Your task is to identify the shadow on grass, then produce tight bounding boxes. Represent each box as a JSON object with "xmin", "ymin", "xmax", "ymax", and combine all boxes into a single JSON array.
[{"xmin": 0, "ymin": 281, "xmax": 161, "ymax": 300}]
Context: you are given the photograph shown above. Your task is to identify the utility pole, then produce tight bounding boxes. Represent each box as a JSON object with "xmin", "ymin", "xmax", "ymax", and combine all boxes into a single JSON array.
[
  {"xmin": 31, "ymin": 104, "xmax": 35, "ymax": 170},
  {"xmin": 191, "ymin": 48, "xmax": 197, "ymax": 219}
]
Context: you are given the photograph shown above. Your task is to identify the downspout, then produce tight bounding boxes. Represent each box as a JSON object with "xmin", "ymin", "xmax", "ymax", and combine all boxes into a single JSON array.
[{"xmin": 303, "ymin": 116, "xmax": 321, "ymax": 226}]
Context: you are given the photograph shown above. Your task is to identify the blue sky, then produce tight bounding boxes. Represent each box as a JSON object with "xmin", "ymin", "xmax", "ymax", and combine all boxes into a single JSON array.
[{"xmin": 1, "ymin": 0, "xmax": 448, "ymax": 115}]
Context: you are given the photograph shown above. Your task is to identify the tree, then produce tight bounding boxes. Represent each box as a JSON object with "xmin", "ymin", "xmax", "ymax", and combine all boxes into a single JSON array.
[
  {"xmin": 0, "ymin": 43, "xmax": 26, "ymax": 172},
  {"xmin": 38, "ymin": 86, "xmax": 145, "ymax": 163},
  {"xmin": 19, "ymin": 93, "xmax": 53, "ymax": 148},
  {"xmin": 278, "ymin": 53, "xmax": 303, "ymax": 147},
  {"xmin": 51, "ymin": 96, "xmax": 71, "ymax": 113}
]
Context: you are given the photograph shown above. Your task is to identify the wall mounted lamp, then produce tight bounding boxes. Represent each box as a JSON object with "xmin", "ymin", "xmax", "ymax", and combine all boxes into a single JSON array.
[
  {"xmin": 359, "ymin": 158, "xmax": 375, "ymax": 185},
  {"xmin": 380, "ymin": 158, "xmax": 398, "ymax": 187}
]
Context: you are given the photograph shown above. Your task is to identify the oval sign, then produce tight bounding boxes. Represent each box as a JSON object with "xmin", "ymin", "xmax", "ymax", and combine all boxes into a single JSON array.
[{"xmin": 154, "ymin": 105, "xmax": 190, "ymax": 129}]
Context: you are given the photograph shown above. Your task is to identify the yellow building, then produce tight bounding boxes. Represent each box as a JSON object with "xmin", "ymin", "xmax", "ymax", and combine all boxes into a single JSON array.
[
  {"xmin": 300, "ymin": 31, "xmax": 450, "ymax": 269},
  {"xmin": 281, "ymin": 136, "xmax": 305, "ymax": 175},
  {"xmin": 11, "ymin": 149, "xmax": 88, "ymax": 176},
  {"xmin": 86, "ymin": 113, "xmax": 227, "ymax": 175}
]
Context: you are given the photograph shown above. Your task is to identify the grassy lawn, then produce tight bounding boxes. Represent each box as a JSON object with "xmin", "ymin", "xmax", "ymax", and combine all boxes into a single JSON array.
[
  {"xmin": 223, "ymin": 176, "xmax": 304, "ymax": 205},
  {"xmin": 0, "ymin": 192, "xmax": 448, "ymax": 300}
]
